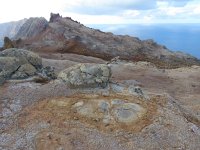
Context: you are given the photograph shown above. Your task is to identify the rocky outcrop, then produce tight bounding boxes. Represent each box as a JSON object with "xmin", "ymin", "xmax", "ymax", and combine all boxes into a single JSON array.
[
  {"xmin": 0, "ymin": 48, "xmax": 42, "ymax": 69},
  {"xmin": 14, "ymin": 17, "xmax": 48, "ymax": 39},
  {"xmin": 3, "ymin": 36, "xmax": 14, "ymax": 49},
  {"xmin": 58, "ymin": 64, "xmax": 111, "ymax": 88},
  {"xmin": 0, "ymin": 19, "xmax": 27, "ymax": 47},
  {"xmin": 0, "ymin": 48, "xmax": 55, "ymax": 85},
  {"xmin": 49, "ymin": 13, "xmax": 62, "ymax": 23}
]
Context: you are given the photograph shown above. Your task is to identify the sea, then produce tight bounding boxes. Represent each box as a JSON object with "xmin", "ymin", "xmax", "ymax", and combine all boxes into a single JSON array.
[{"xmin": 88, "ymin": 24, "xmax": 200, "ymax": 59}]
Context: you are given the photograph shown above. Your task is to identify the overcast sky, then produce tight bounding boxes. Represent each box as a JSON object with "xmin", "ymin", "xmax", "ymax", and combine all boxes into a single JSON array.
[{"xmin": 0, "ymin": 0, "xmax": 200, "ymax": 24}]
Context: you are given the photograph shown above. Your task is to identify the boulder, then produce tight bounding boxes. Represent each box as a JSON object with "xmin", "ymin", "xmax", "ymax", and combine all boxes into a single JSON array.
[
  {"xmin": 11, "ymin": 64, "xmax": 37, "ymax": 79},
  {"xmin": 0, "ymin": 57, "xmax": 21, "ymax": 83},
  {"xmin": 58, "ymin": 64, "xmax": 111, "ymax": 88},
  {"xmin": 0, "ymin": 48, "xmax": 42, "ymax": 69},
  {"xmin": 0, "ymin": 48, "xmax": 56, "ymax": 85}
]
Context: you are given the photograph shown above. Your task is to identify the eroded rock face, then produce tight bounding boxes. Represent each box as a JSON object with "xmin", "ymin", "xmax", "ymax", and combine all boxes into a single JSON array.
[
  {"xmin": 14, "ymin": 17, "xmax": 48, "ymax": 39},
  {"xmin": 58, "ymin": 64, "xmax": 111, "ymax": 88}
]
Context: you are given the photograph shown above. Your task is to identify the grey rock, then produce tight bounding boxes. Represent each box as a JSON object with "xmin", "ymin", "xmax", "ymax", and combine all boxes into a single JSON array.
[
  {"xmin": 15, "ymin": 17, "xmax": 48, "ymax": 39},
  {"xmin": 11, "ymin": 64, "xmax": 37, "ymax": 79},
  {"xmin": 0, "ymin": 56, "xmax": 21, "ymax": 77},
  {"xmin": 2, "ymin": 108, "xmax": 13, "ymax": 117},
  {"xmin": 111, "ymin": 99, "xmax": 125, "ymax": 106},
  {"xmin": 0, "ymin": 48, "xmax": 42, "ymax": 69},
  {"xmin": 76, "ymin": 104, "xmax": 95, "ymax": 118},
  {"xmin": 39, "ymin": 66, "xmax": 57, "ymax": 79},
  {"xmin": 128, "ymin": 86, "xmax": 144, "ymax": 96},
  {"xmin": 113, "ymin": 103, "xmax": 146, "ymax": 123},
  {"xmin": 10, "ymin": 104, "xmax": 22, "ymax": 113},
  {"xmin": 58, "ymin": 64, "xmax": 111, "ymax": 88},
  {"xmin": 98, "ymin": 101, "xmax": 110, "ymax": 113},
  {"xmin": 110, "ymin": 83, "xmax": 125, "ymax": 93},
  {"xmin": 0, "ymin": 48, "xmax": 56, "ymax": 84}
]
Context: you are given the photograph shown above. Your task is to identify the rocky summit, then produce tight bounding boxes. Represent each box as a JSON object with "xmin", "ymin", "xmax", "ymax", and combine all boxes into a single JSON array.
[{"xmin": 0, "ymin": 13, "xmax": 200, "ymax": 150}]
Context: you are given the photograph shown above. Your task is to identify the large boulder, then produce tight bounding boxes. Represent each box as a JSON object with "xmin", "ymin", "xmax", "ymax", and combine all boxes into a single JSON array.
[
  {"xmin": 58, "ymin": 64, "xmax": 111, "ymax": 88},
  {"xmin": 0, "ymin": 48, "xmax": 55, "ymax": 85},
  {"xmin": 0, "ymin": 48, "xmax": 42, "ymax": 69},
  {"xmin": 11, "ymin": 63, "xmax": 37, "ymax": 79},
  {"xmin": 0, "ymin": 57, "xmax": 21, "ymax": 80}
]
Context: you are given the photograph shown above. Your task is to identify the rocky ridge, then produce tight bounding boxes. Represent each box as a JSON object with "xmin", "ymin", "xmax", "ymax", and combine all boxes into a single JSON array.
[{"xmin": 2, "ymin": 13, "xmax": 199, "ymax": 68}]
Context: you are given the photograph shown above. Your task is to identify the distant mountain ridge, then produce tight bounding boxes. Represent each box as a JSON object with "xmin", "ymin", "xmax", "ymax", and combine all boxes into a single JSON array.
[
  {"xmin": 0, "ymin": 19, "xmax": 27, "ymax": 46},
  {"xmin": 1, "ymin": 13, "xmax": 200, "ymax": 68}
]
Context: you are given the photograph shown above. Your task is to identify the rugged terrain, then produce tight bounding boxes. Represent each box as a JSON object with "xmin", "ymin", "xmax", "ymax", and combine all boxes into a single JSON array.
[
  {"xmin": 2, "ymin": 13, "xmax": 200, "ymax": 68},
  {"xmin": 0, "ymin": 13, "xmax": 200, "ymax": 150}
]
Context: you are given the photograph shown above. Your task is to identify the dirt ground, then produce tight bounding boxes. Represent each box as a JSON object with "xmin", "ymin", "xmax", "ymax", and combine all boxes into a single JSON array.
[{"xmin": 0, "ymin": 53, "xmax": 200, "ymax": 150}]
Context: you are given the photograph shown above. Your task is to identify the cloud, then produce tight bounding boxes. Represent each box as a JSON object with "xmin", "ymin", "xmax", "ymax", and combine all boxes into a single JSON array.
[
  {"xmin": 64, "ymin": 0, "xmax": 157, "ymax": 15},
  {"xmin": 0, "ymin": 0, "xmax": 65, "ymax": 23},
  {"xmin": 158, "ymin": 0, "xmax": 192, "ymax": 7},
  {"xmin": 0, "ymin": 0, "xmax": 200, "ymax": 24}
]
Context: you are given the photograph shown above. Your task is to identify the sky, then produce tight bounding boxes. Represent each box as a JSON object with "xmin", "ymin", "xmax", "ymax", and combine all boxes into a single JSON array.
[{"xmin": 0, "ymin": 0, "xmax": 200, "ymax": 24}]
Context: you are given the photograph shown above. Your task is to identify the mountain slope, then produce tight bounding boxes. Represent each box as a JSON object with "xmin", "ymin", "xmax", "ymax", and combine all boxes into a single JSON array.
[
  {"xmin": 11, "ymin": 13, "xmax": 200, "ymax": 68},
  {"xmin": 0, "ymin": 19, "xmax": 27, "ymax": 46}
]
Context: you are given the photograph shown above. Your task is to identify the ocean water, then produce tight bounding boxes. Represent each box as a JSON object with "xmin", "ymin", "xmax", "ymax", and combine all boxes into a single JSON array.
[{"xmin": 88, "ymin": 24, "xmax": 200, "ymax": 59}]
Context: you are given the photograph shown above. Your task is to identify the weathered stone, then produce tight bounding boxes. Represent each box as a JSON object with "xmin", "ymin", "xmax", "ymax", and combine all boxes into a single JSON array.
[
  {"xmin": 111, "ymin": 99, "xmax": 125, "ymax": 106},
  {"xmin": 0, "ymin": 57, "xmax": 21, "ymax": 84},
  {"xmin": 128, "ymin": 86, "xmax": 144, "ymax": 97},
  {"xmin": 39, "ymin": 66, "xmax": 56, "ymax": 79},
  {"xmin": 11, "ymin": 64, "xmax": 37, "ymax": 79},
  {"xmin": 58, "ymin": 64, "xmax": 111, "ymax": 88},
  {"xmin": 98, "ymin": 101, "xmax": 110, "ymax": 113},
  {"xmin": 113, "ymin": 103, "xmax": 146, "ymax": 123},
  {"xmin": 73, "ymin": 101, "xmax": 84, "ymax": 108},
  {"xmin": 76, "ymin": 104, "xmax": 95, "ymax": 118},
  {"xmin": 110, "ymin": 83, "xmax": 125, "ymax": 93},
  {"xmin": 0, "ymin": 48, "xmax": 42, "ymax": 69}
]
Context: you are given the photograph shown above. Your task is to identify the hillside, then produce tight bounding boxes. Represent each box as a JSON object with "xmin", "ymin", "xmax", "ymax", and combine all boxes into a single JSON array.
[{"xmin": 6, "ymin": 13, "xmax": 200, "ymax": 68}]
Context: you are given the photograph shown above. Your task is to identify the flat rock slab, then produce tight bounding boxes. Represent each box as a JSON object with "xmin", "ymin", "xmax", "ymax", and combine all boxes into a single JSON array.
[{"xmin": 113, "ymin": 103, "xmax": 146, "ymax": 123}]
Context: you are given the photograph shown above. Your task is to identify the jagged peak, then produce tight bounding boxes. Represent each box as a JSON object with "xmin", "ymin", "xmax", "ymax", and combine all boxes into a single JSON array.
[
  {"xmin": 49, "ymin": 13, "xmax": 62, "ymax": 22},
  {"xmin": 49, "ymin": 13, "xmax": 81, "ymax": 25}
]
